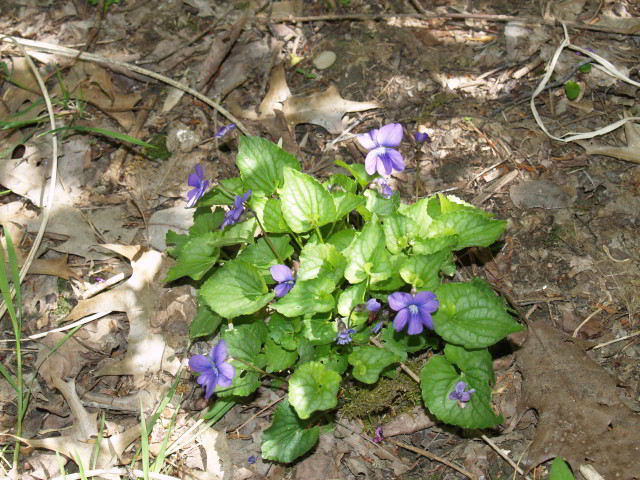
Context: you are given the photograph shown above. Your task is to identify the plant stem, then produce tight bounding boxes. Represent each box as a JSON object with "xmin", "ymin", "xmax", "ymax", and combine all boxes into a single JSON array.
[
  {"xmin": 291, "ymin": 232, "xmax": 304, "ymax": 250},
  {"xmin": 230, "ymin": 357, "xmax": 287, "ymax": 385},
  {"xmin": 314, "ymin": 226, "xmax": 324, "ymax": 243},
  {"xmin": 216, "ymin": 183, "xmax": 237, "ymax": 201},
  {"xmin": 252, "ymin": 213, "xmax": 283, "ymax": 263},
  {"xmin": 325, "ymin": 222, "xmax": 336, "ymax": 240}
]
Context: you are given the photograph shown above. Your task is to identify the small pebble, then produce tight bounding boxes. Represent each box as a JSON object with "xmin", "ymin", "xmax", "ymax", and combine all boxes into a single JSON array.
[{"xmin": 312, "ymin": 51, "xmax": 337, "ymax": 70}]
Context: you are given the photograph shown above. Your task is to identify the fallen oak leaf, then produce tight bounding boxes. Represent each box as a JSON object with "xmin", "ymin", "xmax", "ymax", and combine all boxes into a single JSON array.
[
  {"xmin": 575, "ymin": 113, "xmax": 640, "ymax": 165},
  {"xmin": 35, "ymin": 332, "xmax": 91, "ymax": 389},
  {"xmin": 52, "ymin": 378, "xmax": 98, "ymax": 441},
  {"xmin": 26, "ymin": 374, "xmax": 141, "ymax": 473},
  {"xmin": 63, "ymin": 244, "xmax": 181, "ymax": 378},
  {"xmin": 231, "ymin": 63, "xmax": 381, "ymax": 134},
  {"xmin": 4, "ymin": 255, "xmax": 82, "ymax": 281},
  {"xmin": 282, "ymin": 84, "xmax": 382, "ymax": 134},
  {"xmin": 515, "ymin": 323, "xmax": 640, "ymax": 477}
]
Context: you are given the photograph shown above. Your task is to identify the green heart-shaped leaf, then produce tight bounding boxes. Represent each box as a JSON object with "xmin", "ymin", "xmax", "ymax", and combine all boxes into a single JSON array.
[
  {"xmin": 288, "ymin": 361, "xmax": 341, "ymax": 419},
  {"xmin": 261, "ymin": 399, "xmax": 320, "ymax": 463},
  {"xmin": 348, "ymin": 346, "xmax": 401, "ymax": 384},
  {"xmin": 201, "ymin": 260, "xmax": 275, "ymax": 318},
  {"xmin": 281, "ymin": 167, "xmax": 336, "ymax": 233},
  {"xmin": 236, "ymin": 136, "xmax": 300, "ymax": 196}
]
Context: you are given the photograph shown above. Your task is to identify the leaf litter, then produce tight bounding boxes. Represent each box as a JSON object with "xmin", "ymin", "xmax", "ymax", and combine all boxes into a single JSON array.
[
  {"xmin": 2, "ymin": 0, "xmax": 640, "ymax": 478},
  {"xmin": 515, "ymin": 323, "xmax": 640, "ymax": 477}
]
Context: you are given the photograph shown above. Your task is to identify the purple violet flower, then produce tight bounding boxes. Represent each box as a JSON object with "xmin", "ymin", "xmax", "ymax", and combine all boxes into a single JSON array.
[
  {"xmin": 388, "ymin": 291, "xmax": 439, "ymax": 335},
  {"xmin": 357, "ymin": 123, "xmax": 405, "ymax": 176},
  {"xmin": 220, "ymin": 190, "xmax": 251, "ymax": 230},
  {"xmin": 247, "ymin": 455, "xmax": 257, "ymax": 464},
  {"xmin": 367, "ymin": 298, "xmax": 381, "ymax": 312},
  {"xmin": 372, "ymin": 426, "xmax": 384, "ymax": 443},
  {"xmin": 216, "ymin": 123, "xmax": 236, "ymax": 138},
  {"xmin": 448, "ymin": 381, "xmax": 476, "ymax": 404},
  {"xmin": 186, "ymin": 164, "xmax": 209, "ymax": 208},
  {"xmin": 336, "ymin": 328, "xmax": 356, "ymax": 345},
  {"xmin": 415, "ymin": 132, "xmax": 430, "ymax": 143},
  {"xmin": 270, "ymin": 264, "xmax": 296, "ymax": 298},
  {"xmin": 189, "ymin": 339, "xmax": 235, "ymax": 399},
  {"xmin": 373, "ymin": 177, "xmax": 393, "ymax": 199},
  {"xmin": 371, "ymin": 322, "xmax": 382, "ymax": 334}
]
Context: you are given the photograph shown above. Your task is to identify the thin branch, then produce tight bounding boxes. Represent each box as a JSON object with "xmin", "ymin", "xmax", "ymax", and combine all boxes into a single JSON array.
[
  {"xmin": 264, "ymin": 12, "xmax": 635, "ymax": 35},
  {"xmin": 1, "ymin": 36, "xmax": 251, "ymax": 136},
  {"xmin": 387, "ymin": 437, "xmax": 478, "ymax": 480}
]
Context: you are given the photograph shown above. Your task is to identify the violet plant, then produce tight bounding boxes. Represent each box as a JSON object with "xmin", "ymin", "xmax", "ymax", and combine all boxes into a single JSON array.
[{"xmin": 165, "ymin": 128, "xmax": 523, "ymax": 463}]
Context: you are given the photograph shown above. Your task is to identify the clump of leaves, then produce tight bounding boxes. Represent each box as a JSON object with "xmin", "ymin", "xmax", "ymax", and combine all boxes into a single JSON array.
[
  {"xmin": 166, "ymin": 129, "xmax": 523, "ymax": 463},
  {"xmin": 87, "ymin": 0, "xmax": 121, "ymax": 12},
  {"xmin": 144, "ymin": 134, "xmax": 171, "ymax": 161}
]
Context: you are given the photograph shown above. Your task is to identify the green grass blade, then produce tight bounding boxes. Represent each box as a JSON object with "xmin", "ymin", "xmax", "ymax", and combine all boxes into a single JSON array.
[
  {"xmin": 140, "ymin": 402, "xmax": 149, "ymax": 480},
  {"xmin": 0, "ymin": 363, "xmax": 18, "ymax": 392},
  {"xmin": 90, "ymin": 412, "xmax": 106, "ymax": 470},
  {"xmin": 55, "ymin": 451, "xmax": 67, "ymax": 480},
  {"xmin": 128, "ymin": 369, "xmax": 182, "ymax": 468},
  {"xmin": 203, "ymin": 398, "xmax": 235, "ymax": 421},
  {"xmin": 38, "ymin": 125, "xmax": 157, "ymax": 149},
  {"xmin": 151, "ymin": 399, "xmax": 180, "ymax": 473},
  {"xmin": 4, "ymin": 228, "xmax": 22, "ymax": 325},
  {"xmin": 0, "ymin": 226, "xmax": 22, "ymax": 468},
  {"xmin": 74, "ymin": 451, "xmax": 87, "ymax": 480},
  {"xmin": 0, "ymin": 116, "xmax": 50, "ymax": 130},
  {"xmin": 0, "ymin": 234, "xmax": 17, "ymax": 326}
]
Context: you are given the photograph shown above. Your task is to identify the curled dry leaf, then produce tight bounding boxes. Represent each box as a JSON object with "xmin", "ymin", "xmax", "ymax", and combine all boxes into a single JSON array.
[
  {"xmin": 575, "ymin": 114, "xmax": 640, "ymax": 165},
  {"xmin": 63, "ymin": 244, "xmax": 181, "ymax": 378}
]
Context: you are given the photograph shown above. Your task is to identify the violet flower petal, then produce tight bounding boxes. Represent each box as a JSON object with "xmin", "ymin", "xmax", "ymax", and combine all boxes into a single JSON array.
[
  {"xmin": 189, "ymin": 354, "xmax": 212, "ymax": 373},
  {"xmin": 364, "ymin": 149, "xmax": 381, "ymax": 175},
  {"xmin": 188, "ymin": 172, "xmax": 202, "ymax": 188},
  {"xmin": 385, "ymin": 148, "xmax": 405, "ymax": 172},
  {"xmin": 274, "ymin": 282, "xmax": 294, "ymax": 298},
  {"xmin": 212, "ymin": 339, "xmax": 228, "ymax": 366},
  {"xmin": 388, "ymin": 292, "xmax": 413, "ymax": 311},
  {"xmin": 270, "ymin": 265, "xmax": 293, "ymax": 282},
  {"xmin": 415, "ymin": 132, "xmax": 430, "ymax": 143},
  {"xmin": 367, "ymin": 299, "xmax": 381, "ymax": 312},
  {"xmin": 375, "ymin": 123, "xmax": 403, "ymax": 147},
  {"xmin": 357, "ymin": 131, "xmax": 378, "ymax": 150},
  {"xmin": 393, "ymin": 309, "xmax": 410, "ymax": 332}
]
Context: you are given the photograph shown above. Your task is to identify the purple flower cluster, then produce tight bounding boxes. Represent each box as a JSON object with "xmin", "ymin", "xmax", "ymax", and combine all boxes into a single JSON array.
[
  {"xmin": 221, "ymin": 190, "xmax": 251, "ymax": 230},
  {"xmin": 449, "ymin": 381, "xmax": 476, "ymax": 404},
  {"xmin": 189, "ymin": 340, "xmax": 235, "ymax": 399},
  {"xmin": 388, "ymin": 291, "xmax": 439, "ymax": 335},
  {"xmin": 357, "ymin": 123, "xmax": 405, "ymax": 176},
  {"xmin": 186, "ymin": 164, "xmax": 209, "ymax": 208},
  {"xmin": 336, "ymin": 328, "xmax": 357, "ymax": 345},
  {"xmin": 270, "ymin": 265, "xmax": 296, "ymax": 297}
]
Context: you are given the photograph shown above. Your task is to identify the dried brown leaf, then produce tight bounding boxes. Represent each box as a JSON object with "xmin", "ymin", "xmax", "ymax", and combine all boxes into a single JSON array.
[
  {"xmin": 515, "ymin": 323, "xmax": 640, "ymax": 478},
  {"xmin": 575, "ymin": 116, "xmax": 640, "ymax": 165},
  {"xmin": 232, "ymin": 63, "xmax": 381, "ymax": 134},
  {"xmin": 36, "ymin": 332, "xmax": 90, "ymax": 389},
  {"xmin": 63, "ymin": 245, "xmax": 181, "ymax": 378},
  {"xmin": 283, "ymin": 84, "xmax": 381, "ymax": 134}
]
